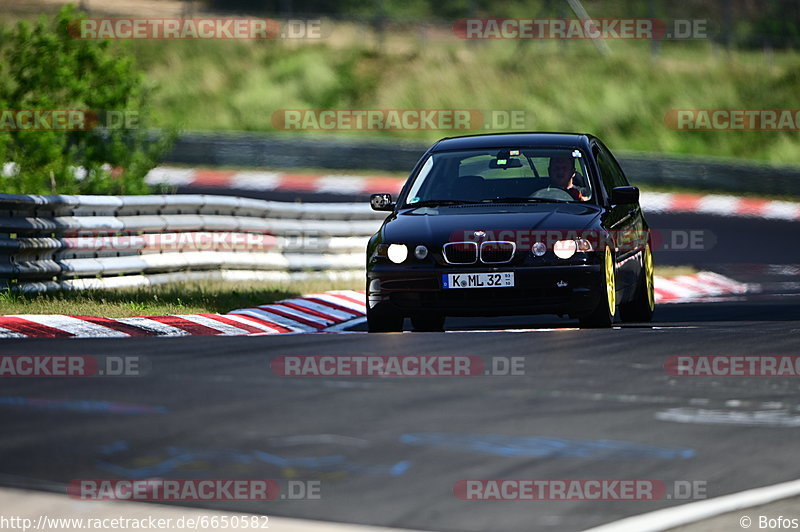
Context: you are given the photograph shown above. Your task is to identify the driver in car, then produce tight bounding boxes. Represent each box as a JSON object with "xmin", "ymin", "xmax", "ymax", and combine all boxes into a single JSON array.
[{"xmin": 548, "ymin": 156, "xmax": 588, "ymax": 201}]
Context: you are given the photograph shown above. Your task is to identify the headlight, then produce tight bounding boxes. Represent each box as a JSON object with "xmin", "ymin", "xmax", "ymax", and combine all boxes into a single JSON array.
[
  {"xmin": 532, "ymin": 242, "xmax": 547, "ymax": 257},
  {"xmin": 554, "ymin": 239, "xmax": 594, "ymax": 259},
  {"xmin": 553, "ymin": 240, "xmax": 577, "ymax": 259},
  {"xmin": 387, "ymin": 244, "xmax": 408, "ymax": 263},
  {"xmin": 414, "ymin": 245, "xmax": 428, "ymax": 260},
  {"xmin": 372, "ymin": 243, "xmax": 411, "ymax": 263}
]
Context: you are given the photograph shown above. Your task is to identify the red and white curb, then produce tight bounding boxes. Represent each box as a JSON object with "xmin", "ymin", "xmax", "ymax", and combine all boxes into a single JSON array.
[
  {"xmin": 639, "ymin": 192, "xmax": 800, "ymax": 220},
  {"xmin": 146, "ymin": 167, "xmax": 800, "ymax": 221},
  {"xmin": 0, "ymin": 290, "xmax": 366, "ymax": 339},
  {"xmin": 655, "ymin": 271, "xmax": 754, "ymax": 304},
  {"xmin": 0, "ymin": 273, "xmax": 756, "ymax": 338},
  {"xmin": 146, "ymin": 167, "xmax": 405, "ymax": 197}
]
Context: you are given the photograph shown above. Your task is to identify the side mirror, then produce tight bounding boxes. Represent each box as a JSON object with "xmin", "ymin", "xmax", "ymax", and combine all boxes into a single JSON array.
[
  {"xmin": 370, "ymin": 193, "xmax": 395, "ymax": 211},
  {"xmin": 610, "ymin": 186, "xmax": 639, "ymax": 205}
]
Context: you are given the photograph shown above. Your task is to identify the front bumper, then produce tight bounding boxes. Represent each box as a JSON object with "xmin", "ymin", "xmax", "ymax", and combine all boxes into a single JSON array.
[{"xmin": 367, "ymin": 264, "xmax": 603, "ymax": 318}]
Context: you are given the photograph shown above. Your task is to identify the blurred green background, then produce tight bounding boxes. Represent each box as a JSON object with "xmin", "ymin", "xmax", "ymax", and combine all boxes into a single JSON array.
[{"xmin": 3, "ymin": 0, "xmax": 800, "ymax": 163}]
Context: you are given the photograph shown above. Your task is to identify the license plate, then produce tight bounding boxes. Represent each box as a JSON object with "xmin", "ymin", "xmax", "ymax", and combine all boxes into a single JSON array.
[{"xmin": 442, "ymin": 272, "xmax": 514, "ymax": 289}]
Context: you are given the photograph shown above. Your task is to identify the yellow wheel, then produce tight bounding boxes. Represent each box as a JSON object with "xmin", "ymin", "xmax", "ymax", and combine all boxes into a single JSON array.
[
  {"xmin": 579, "ymin": 247, "xmax": 616, "ymax": 328},
  {"xmin": 644, "ymin": 243, "xmax": 655, "ymax": 312},
  {"xmin": 619, "ymin": 242, "xmax": 655, "ymax": 323},
  {"xmin": 605, "ymin": 246, "xmax": 616, "ymax": 316}
]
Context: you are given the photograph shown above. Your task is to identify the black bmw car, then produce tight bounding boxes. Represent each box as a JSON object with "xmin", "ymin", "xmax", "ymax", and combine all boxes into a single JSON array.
[{"xmin": 366, "ymin": 133, "xmax": 655, "ymax": 332}]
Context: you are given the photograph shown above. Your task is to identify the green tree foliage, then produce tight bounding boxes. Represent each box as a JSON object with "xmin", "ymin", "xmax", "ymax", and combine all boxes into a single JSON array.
[
  {"xmin": 0, "ymin": 5, "xmax": 173, "ymax": 194},
  {"xmin": 748, "ymin": 0, "xmax": 800, "ymax": 48}
]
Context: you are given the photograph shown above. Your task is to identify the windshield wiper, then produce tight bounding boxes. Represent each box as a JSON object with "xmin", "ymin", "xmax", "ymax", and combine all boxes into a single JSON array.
[
  {"xmin": 482, "ymin": 197, "xmax": 568, "ymax": 203},
  {"xmin": 405, "ymin": 199, "xmax": 479, "ymax": 207}
]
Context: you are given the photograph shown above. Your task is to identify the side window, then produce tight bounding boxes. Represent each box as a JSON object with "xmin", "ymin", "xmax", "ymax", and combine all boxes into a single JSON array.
[
  {"xmin": 594, "ymin": 147, "xmax": 616, "ymax": 197},
  {"xmin": 594, "ymin": 146, "xmax": 626, "ymax": 196},
  {"xmin": 605, "ymin": 148, "xmax": 630, "ymax": 187}
]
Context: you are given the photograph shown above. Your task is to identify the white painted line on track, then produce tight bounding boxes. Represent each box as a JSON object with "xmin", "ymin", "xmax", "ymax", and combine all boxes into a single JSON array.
[
  {"xmin": 655, "ymin": 408, "xmax": 800, "ymax": 427},
  {"xmin": 582, "ymin": 478, "xmax": 800, "ymax": 532}
]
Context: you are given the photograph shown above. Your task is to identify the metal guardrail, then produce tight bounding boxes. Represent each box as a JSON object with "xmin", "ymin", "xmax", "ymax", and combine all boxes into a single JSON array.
[
  {"xmin": 164, "ymin": 132, "xmax": 425, "ymax": 172},
  {"xmin": 616, "ymin": 153, "xmax": 800, "ymax": 197},
  {"xmin": 163, "ymin": 133, "xmax": 800, "ymax": 196},
  {"xmin": 0, "ymin": 193, "xmax": 385, "ymax": 292}
]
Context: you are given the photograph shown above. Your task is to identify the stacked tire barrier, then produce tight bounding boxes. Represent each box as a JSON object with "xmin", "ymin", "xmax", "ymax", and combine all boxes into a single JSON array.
[{"xmin": 0, "ymin": 193, "xmax": 386, "ymax": 292}]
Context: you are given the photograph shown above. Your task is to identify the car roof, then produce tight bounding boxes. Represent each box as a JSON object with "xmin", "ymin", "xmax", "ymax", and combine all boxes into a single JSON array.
[{"xmin": 430, "ymin": 132, "xmax": 596, "ymax": 152}]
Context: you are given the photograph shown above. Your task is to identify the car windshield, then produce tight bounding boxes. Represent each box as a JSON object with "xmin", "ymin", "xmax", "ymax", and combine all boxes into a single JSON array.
[{"xmin": 403, "ymin": 148, "xmax": 594, "ymax": 207}]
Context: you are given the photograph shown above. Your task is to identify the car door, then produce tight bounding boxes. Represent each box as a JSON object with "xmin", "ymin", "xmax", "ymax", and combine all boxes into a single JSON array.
[{"xmin": 592, "ymin": 141, "xmax": 642, "ymax": 298}]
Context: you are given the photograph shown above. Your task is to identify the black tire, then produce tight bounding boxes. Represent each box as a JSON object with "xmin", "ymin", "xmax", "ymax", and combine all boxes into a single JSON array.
[
  {"xmin": 411, "ymin": 314, "xmax": 445, "ymax": 332},
  {"xmin": 619, "ymin": 243, "xmax": 655, "ymax": 323},
  {"xmin": 578, "ymin": 247, "xmax": 616, "ymax": 329},
  {"xmin": 367, "ymin": 308, "xmax": 404, "ymax": 333}
]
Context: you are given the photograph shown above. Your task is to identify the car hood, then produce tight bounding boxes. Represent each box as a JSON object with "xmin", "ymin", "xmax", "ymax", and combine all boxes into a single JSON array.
[{"xmin": 381, "ymin": 203, "xmax": 603, "ymax": 244}]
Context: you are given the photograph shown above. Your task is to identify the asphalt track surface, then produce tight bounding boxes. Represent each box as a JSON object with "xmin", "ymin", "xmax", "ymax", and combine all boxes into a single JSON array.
[{"xmin": 1, "ymin": 202, "xmax": 799, "ymax": 531}]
